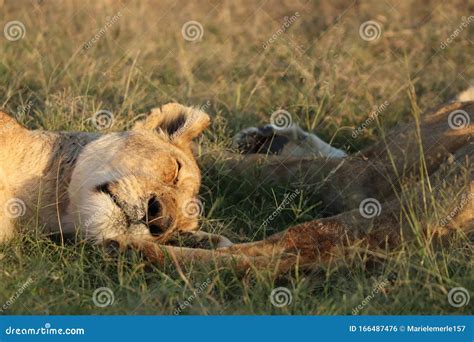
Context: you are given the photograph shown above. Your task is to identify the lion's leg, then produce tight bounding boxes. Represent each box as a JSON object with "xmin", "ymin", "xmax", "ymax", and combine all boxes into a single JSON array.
[
  {"xmin": 112, "ymin": 238, "xmax": 295, "ymax": 273},
  {"xmin": 165, "ymin": 231, "xmax": 234, "ymax": 249}
]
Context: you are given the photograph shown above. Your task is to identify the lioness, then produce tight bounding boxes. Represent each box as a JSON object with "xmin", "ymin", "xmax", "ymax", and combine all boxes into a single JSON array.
[
  {"xmin": 1, "ymin": 96, "xmax": 472, "ymax": 274},
  {"xmin": 0, "ymin": 103, "xmax": 229, "ymax": 247}
]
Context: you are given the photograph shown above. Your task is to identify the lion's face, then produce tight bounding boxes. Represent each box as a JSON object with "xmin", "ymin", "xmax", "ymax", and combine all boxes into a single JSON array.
[{"xmin": 66, "ymin": 103, "xmax": 209, "ymax": 244}]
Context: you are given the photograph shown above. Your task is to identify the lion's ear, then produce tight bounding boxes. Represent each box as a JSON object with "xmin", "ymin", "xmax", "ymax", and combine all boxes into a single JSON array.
[{"xmin": 133, "ymin": 103, "xmax": 210, "ymax": 146}]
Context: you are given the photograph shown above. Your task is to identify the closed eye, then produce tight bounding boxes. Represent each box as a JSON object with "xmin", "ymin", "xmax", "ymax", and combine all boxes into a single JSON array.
[
  {"xmin": 173, "ymin": 160, "xmax": 182, "ymax": 184},
  {"xmin": 95, "ymin": 182, "xmax": 122, "ymax": 209},
  {"xmin": 96, "ymin": 183, "xmax": 112, "ymax": 195}
]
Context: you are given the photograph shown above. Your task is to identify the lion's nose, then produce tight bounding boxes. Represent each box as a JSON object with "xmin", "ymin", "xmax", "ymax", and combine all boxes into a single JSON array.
[
  {"xmin": 146, "ymin": 196, "xmax": 173, "ymax": 236},
  {"xmin": 147, "ymin": 196, "xmax": 161, "ymax": 217}
]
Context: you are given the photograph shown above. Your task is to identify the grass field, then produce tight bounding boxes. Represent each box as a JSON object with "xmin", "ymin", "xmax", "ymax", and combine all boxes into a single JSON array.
[{"xmin": 0, "ymin": 0, "xmax": 472, "ymax": 315}]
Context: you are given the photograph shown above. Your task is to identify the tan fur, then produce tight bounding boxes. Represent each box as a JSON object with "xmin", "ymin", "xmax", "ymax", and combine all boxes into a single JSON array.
[{"xmin": 0, "ymin": 103, "xmax": 210, "ymax": 245}]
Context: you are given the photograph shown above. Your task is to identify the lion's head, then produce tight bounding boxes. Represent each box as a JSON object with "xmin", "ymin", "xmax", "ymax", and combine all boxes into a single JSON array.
[{"xmin": 66, "ymin": 103, "xmax": 209, "ymax": 244}]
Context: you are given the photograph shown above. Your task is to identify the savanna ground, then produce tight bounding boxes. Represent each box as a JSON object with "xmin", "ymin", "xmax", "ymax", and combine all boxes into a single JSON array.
[{"xmin": 0, "ymin": 0, "xmax": 473, "ymax": 315}]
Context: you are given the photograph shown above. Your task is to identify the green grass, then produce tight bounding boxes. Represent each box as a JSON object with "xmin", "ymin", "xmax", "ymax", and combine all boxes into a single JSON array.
[{"xmin": 0, "ymin": 0, "xmax": 472, "ymax": 315}]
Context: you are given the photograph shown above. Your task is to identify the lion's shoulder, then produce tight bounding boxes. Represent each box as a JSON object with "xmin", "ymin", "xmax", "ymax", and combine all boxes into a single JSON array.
[{"xmin": 0, "ymin": 111, "xmax": 25, "ymax": 134}]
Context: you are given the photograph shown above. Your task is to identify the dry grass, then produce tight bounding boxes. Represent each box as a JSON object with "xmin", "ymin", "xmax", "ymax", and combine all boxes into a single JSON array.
[{"xmin": 0, "ymin": 0, "xmax": 472, "ymax": 315}]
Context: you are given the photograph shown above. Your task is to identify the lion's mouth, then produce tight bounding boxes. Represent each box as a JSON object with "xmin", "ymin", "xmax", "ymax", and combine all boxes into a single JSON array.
[{"xmin": 95, "ymin": 182, "xmax": 172, "ymax": 238}]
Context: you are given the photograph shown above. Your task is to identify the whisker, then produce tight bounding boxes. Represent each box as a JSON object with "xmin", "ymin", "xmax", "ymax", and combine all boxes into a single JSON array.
[{"xmin": 148, "ymin": 216, "xmax": 165, "ymax": 224}]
